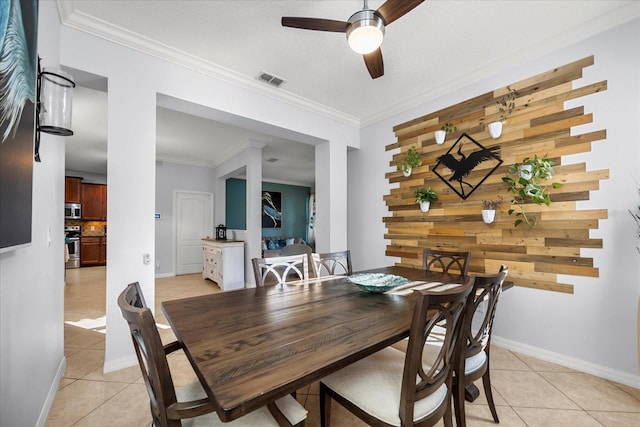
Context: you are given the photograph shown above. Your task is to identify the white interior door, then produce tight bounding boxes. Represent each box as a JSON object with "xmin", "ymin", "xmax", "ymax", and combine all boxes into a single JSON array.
[{"xmin": 176, "ymin": 191, "xmax": 213, "ymax": 275}]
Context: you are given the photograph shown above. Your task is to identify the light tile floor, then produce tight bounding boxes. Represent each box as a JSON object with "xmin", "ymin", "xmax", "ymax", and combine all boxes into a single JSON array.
[{"xmin": 48, "ymin": 266, "xmax": 640, "ymax": 426}]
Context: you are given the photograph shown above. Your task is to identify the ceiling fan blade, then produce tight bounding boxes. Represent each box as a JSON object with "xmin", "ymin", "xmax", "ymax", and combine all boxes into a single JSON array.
[
  {"xmin": 375, "ymin": 0, "xmax": 425, "ymax": 25},
  {"xmin": 281, "ymin": 17, "xmax": 348, "ymax": 33},
  {"xmin": 363, "ymin": 48, "xmax": 384, "ymax": 79}
]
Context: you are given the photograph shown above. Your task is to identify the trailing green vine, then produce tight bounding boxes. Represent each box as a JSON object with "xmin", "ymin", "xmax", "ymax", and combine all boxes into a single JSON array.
[{"xmin": 502, "ymin": 154, "xmax": 562, "ymax": 227}]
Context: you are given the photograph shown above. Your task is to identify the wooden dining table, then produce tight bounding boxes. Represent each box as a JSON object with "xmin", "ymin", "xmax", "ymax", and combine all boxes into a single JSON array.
[{"xmin": 161, "ymin": 266, "xmax": 476, "ymax": 422}]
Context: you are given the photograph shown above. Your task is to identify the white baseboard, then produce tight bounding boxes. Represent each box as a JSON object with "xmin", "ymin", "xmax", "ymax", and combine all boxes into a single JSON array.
[
  {"xmin": 493, "ymin": 335, "xmax": 640, "ymax": 389},
  {"xmin": 36, "ymin": 356, "xmax": 66, "ymax": 427},
  {"xmin": 103, "ymin": 354, "xmax": 139, "ymax": 374},
  {"xmin": 155, "ymin": 272, "xmax": 174, "ymax": 278}
]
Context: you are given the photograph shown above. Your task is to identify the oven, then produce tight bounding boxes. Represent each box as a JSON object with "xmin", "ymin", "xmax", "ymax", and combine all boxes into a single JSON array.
[{"xmin": 65, "ymin": 226, "xmax": 80, "ymax": 268}]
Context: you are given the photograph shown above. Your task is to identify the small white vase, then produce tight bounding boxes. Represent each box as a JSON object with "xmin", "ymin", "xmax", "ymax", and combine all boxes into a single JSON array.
[
  {"xmin": 482, "ymin": 209, "xmax": 496, "ymax": 224},
  {"xmin": 519, "ymin": 164, "xmax": 533, "ymax": 180},
  {"xmin": 488, "ymin": 121, "xmax": 503, "ymax": 139},
  {"xmin": 419, "ymin": 201, "xmax": 431, "ymax": 212},
  {"xmin": 434, "ymin": 130, "xmax": 446, "ymax": 145},
  {"xmin": 402, "ymin": 167, "xmax": 412, "ymax": 177}
]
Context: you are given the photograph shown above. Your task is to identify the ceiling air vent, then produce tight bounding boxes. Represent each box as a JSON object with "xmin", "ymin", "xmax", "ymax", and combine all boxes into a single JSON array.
[{"xmin": 257, "ymin": 71, "xmax": 285, "ymax": 88}]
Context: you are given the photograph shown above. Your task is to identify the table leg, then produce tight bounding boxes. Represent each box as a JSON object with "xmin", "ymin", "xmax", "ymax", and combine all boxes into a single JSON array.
[{"xmin": 465, "ymin": 383, "xmax": 480, "ymax": 402}]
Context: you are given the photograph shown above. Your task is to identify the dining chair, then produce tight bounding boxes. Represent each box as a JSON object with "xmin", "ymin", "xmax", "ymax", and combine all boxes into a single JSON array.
[
  {"xmin": 118, "ymin": 282, "xmax": 308, "ymax": 427},
  {"xmin": 252, "ymin": 254, "xmax": 311, "ymax": 287},
  {"xmin": 453, "ymin": 265, "xmax": 508, "ymax": 427},
  {"xmin": 423, "ymin": 248, "xmax": 471, "ymax": 278},
  {"xmin": 319, "ymin": 283, "xmax": 473, "ymax": 427},
  {"xmin": 280, "ymin": 243, "xmax": 317, "ymax": 277},
  {"xmin": 313, "ymin": 250, "xmax": 353, "ymax": 276}
]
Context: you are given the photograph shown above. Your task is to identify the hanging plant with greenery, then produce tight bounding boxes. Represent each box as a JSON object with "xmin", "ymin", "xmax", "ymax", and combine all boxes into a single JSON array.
[
  {"xmin": 502, "ymin": 154, "xmax": 562, "ymax": 227},
  {"xmin": 497, "ymin": 88, "xmax": 519, "ymax": 123},
  {"xmin": 414, "ymin": 186, "xmax": 438, "ymax": 203},
  {"xmin": 440, "ymin": 122, "xmax": 457, "ymax": 133},
  {"xmin": 397, "ymin": 146, "xmax": 422, "ymax": 174}
]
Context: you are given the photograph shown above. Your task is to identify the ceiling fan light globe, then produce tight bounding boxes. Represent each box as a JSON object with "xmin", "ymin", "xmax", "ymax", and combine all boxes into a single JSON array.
[{"xmin": 346, "ymin": 10, "xmax": 385, "ymax": 54}]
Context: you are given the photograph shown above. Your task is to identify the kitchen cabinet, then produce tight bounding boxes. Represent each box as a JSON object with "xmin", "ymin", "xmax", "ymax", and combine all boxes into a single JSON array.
[
  {"xmin": 202, "ymin": 239, "xmax": 244, "ymax": 291},
  {"xmin": 65, "ymin": 176, "xmax": 82, "ymax": 203},
  {"xmin": 80, "ymin": 236, "xmax": 107, "ymax": 266},
  {"xmin": 82, "ymin": 183, "xmax": 107, "ymax": 220}
]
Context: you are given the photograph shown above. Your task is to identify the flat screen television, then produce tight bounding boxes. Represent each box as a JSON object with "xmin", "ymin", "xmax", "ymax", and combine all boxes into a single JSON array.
[{"xmin": 0, "ymin": 0, "xmax": 39, "ymax": 253}]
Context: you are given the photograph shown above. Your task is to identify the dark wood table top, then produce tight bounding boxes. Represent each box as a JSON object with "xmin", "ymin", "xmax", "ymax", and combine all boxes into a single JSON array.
[{"xmin": 160, "ymin": 266, "xmax": 480, "ymax": 422}]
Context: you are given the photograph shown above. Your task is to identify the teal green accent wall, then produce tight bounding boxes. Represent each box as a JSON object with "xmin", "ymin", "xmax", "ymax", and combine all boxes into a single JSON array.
[
  {"xmin": 225, "ymin": 178, "xmax": 246, "ymax": 230},
  {"xmin": 225, "ymin": 179, "xmax": 310, "ymax": 241}
]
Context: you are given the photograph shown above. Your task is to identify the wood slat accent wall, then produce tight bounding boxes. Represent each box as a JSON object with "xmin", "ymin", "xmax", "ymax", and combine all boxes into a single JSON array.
[{"xmin": 384, "ymin": 56, "xmax": 608, "ymax": 294}]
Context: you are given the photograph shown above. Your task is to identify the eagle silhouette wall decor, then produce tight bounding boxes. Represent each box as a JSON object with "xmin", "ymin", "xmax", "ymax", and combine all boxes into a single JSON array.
[{"xmin": 432, "ymin": 133, "xmax": 503, "ymax": 200}]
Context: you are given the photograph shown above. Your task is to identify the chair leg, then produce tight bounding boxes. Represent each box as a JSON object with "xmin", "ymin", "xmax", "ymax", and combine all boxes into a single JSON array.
[
  {"xmin": 443, "ymin": 395, "xmax": 453, "ymax": 427},
  {"xmin": 453, "ymin": 376, "xmax": 467, "ymax": 427},
  {"xmin": 482, "ymin": 370, "xmax": 499, "ymax": 423},
  {"xmin": 319, "ymin": 383, "xmax": 331, "ymax": 427}
]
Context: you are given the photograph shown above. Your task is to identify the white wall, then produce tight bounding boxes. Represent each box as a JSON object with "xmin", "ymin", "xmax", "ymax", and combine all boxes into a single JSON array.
[
  {"xmin": 0, "ymin": 2, "xmax": 66, "ymax": 426},
  {"xmin": 155, "ymin": 162, "xmax": 216, "ymax": 276},
  {"xmin": 59, "ymin": 22, "xmax": 357, "ymax": 371},
  {"xmin": 349, "ymin": 19, "xmax": 640, "ymax": 386}
]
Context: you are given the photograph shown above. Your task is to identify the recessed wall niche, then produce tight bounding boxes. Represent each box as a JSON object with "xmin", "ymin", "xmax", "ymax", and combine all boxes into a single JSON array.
[{"xmin": 384, "ymin": 56, "xmax": 608, "ymax": 294}]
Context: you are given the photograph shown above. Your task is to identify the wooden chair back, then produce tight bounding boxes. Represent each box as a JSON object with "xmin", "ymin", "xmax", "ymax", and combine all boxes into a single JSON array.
[
  {"xmin": 252, "ymin": 254, "xmax": 311, "ymax": 287},
  {"xmin": 314, "ymin": 250, "xmax": 353, "ymax": 276},
  {"xmin": 423, "ymin": 248, "xmax": 471, "ymax": 278},
  {"xmin": 399, "ymin": 282, "xmax": 473, "ymax": 425},
  {"xmin": 280, "ymin": 243, "xmax": 317, "ymax": 277},
  {"xmin": 118, "ymin": 282, "xmax": 213, "ymax": 426},
  {"xmin": 453, "ymin": 266, "xmax": 508, "ymax": 427},
  {"xmin": 465, "ymin": 265, "xmax": 508, "ymax": 357}
]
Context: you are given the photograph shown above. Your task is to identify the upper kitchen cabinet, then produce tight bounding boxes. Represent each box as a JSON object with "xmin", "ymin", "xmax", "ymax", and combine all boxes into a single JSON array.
[
  {"xmin": 65, "ymin": 176, "xmax": 83, "ymax": 204},
  {"xmin": 82, "ymin": 183, "xmax": 107, "ymax": 220}
]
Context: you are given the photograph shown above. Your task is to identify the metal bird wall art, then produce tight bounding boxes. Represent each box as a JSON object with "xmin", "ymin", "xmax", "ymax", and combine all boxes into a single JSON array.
[{"xmin": 433, "ymin": 133, "xmax": 503, "ymax": 200}]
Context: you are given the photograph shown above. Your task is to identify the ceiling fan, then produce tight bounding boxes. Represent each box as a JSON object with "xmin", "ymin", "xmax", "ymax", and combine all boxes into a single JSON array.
[{"xmin": 281, "ymin": 0, "xmax": 424, "ymax": 79}]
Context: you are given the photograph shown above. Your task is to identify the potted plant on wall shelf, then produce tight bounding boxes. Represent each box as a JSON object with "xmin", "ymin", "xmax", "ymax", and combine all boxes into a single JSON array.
[
  {"xmin": 434, "ymin": 122, "xmax": 457, "ymax": 145},
  {"xmin": 502, "ymin": 154, "xmax": 562, "ymax": 227},
  {"xmin": 415, "ymin": 187, "xmax": 438, "ymax": 212},
  {"xmin": 488, "ymin": 88, "xmax": 518, "ymax": 139},
  {"xmin": 397, "ymin": 146, "xmax": 422, "ymax": 177},
  {"xmin": 481, "ymin": 197, "xmax": 503, "ymax": 224}
]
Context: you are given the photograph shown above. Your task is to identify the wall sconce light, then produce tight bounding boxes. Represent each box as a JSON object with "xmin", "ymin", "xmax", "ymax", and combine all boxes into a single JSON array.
[{"xmin": 35, "ymin": 57, "xmax": 75, "ymax": 162}]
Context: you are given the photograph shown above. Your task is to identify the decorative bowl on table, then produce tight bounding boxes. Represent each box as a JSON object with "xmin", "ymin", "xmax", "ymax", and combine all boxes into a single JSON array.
[{"xmin": 347, "ymin": 273, "xmax": 409, "ymax": 293}]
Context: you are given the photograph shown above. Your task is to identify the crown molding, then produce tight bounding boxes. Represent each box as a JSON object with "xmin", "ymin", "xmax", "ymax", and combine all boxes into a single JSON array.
[
  {"xmin": 57, "ymin": 2, "xmax": 361, "ymax": 129},
  {"xmin": 360, "ymin": 1, "xmax": 640, "ymax": 127},
  {"xmin": 57, "ymin": 1, "xmax": 639, "ymax": 130}
]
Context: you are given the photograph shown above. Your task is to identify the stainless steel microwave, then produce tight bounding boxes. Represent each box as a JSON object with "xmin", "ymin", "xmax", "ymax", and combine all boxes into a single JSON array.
[{"xmin": 65, "ymin": 203, "xmax": 81, "ymax": 219}]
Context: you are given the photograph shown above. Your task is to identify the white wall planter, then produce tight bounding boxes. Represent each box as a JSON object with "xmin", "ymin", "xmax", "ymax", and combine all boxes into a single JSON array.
[
  {"xmin": 434, "ymin": 130, "xmax": 446, "ymax": 144},
  {"xmin": 419, "ymin": 201, "xmax": 431, "ymax": 212},
  {"xmin": 488, "ymin": 121, "xmax": 503, "ymax": 139},
  {"xmin": 482, "ymin": 209, "xmax": 496, "ymax": 224},
  {"xmin": 402, "ymin": 167, "xmax": 412, "ymax": 177},
  {"xmin": 519, "ymin": 164, "xmax": 533, "ymax": 180}
]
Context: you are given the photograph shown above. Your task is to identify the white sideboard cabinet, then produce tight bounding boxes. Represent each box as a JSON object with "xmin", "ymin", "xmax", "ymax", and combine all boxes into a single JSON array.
[{"xmin": 202, "ymin": 239, "xmax": 245, "ymax": 291}]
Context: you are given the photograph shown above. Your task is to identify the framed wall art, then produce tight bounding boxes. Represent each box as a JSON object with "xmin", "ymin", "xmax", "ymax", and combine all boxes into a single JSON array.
[
  {"xmin": 432, "ymin": 133, "xmax": 503, "ymax": 200},
  {"xmin": 262, "ymin": 191, "xmax": 282, "ymax": 228},
  {"xmin": 0, "ymin": 0, "xmax": 39, "ymax": 252}
]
